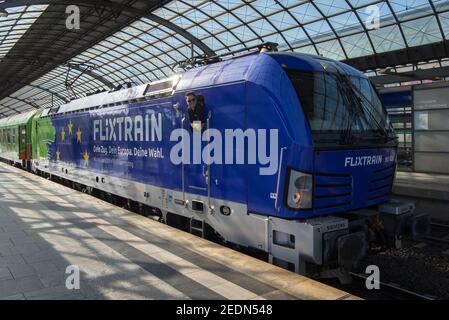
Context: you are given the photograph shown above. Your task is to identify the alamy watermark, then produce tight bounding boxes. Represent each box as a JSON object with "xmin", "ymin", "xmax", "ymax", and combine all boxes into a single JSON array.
[
  {"xmin": 66, "ymin": 265, "xmax": 80, "ymax": 290},
  {"xmin": 365, "ymin": 5, "xmax": 381, "ymax": 30},
  {"xmin": 66, "ymin": 5, "xmax": 80, "ymax": 30},
  {"xmin": 365, "ymin": 265, "xmax": 380, "ymax": 290},
  {"xmin": 170, "ymin": 129, "xmax": 279, "ymax": 176},
  {"xmin": 65, "ymin": 4, "xmax": 382, "ymax": 31}
]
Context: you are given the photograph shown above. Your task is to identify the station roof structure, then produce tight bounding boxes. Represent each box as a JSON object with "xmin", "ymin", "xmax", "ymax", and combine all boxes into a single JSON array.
[{"xmin": 0, "ymin": 0, "xmax": 449, "ymax": 117}]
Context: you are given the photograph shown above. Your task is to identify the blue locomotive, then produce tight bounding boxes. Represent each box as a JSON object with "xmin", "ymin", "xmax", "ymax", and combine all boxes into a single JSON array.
[{"xmin": 0, "ymin": 45, "xmax": 429, "ymax": 280}]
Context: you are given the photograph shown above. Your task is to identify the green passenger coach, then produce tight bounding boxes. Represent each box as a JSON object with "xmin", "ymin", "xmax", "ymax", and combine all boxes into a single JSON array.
[{"xmin": 0, "ymin": 111, "xmax": 37, "ymax": 169}]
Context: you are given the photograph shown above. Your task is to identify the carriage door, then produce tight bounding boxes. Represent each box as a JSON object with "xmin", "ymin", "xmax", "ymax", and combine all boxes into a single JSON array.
[
  {"xmin": 18, "ymin": 125, "xmax": 28, "ymax": 160},
  {"xmin": 179, "ymin": 96, "xmax": 212, "ymax": 213},
  {"xmin": 184, "ymin": 114, "xmax": 212, "ymax": 198}
]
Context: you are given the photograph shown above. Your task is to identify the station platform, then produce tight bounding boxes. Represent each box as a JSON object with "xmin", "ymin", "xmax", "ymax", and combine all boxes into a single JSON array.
[
  {"xmin": 0, "ymin": 162, "xmax": 358, "ymax": 300},
  {"xmin": 393, "ymin": 171, "xmax": 449, "ymax": 202}
]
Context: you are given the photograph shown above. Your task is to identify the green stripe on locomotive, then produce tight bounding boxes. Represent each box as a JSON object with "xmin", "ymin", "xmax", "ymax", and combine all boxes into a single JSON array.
[{"xmin": 31, "ymin": 110, "xmax": 56, "ymax": 161}]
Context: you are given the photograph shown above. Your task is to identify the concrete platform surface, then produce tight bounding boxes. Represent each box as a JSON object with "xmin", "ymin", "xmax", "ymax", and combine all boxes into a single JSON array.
[
  {"xmin": 0, "ymin": 162, "xmax": 358, "ymax": 300},
  {"xmin": 394, "ymin": 171, "xmax": 449, "ymax": 201}
]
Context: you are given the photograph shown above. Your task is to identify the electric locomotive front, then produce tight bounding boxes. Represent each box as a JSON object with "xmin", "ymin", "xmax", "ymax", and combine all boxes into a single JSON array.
[
  {"xmin": 267, "ymin": 53, "xmax": 397, "ymax": 218},
  {"xmin": 255, "ymin": 52, "xmax": 429, "ymax": 277}
]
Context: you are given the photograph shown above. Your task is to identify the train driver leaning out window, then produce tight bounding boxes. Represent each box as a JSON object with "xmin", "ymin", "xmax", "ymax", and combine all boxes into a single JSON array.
[{"xmin": 185, "ymin": 91, "xmax": 206, "ymax": 132}]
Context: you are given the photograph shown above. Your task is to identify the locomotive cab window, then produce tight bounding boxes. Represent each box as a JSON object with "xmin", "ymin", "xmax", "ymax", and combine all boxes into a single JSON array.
[
  {"xmin": 287, "ymin": 69, "xmax": 395, "ymax": 146},
  {"xmin": 186, "ymin": 92, "xmax": 206, "ymax": 132}
]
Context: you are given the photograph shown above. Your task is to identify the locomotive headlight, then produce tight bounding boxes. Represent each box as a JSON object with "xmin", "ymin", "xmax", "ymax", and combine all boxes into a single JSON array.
[{"xmin": 287, "ymin": 170, "xmax": 313, "ymax": 209}]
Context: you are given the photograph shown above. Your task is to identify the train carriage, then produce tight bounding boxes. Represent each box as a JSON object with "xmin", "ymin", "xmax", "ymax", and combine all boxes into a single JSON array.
[{"xmin": 0, "ymin": 111, "xmax": 36, "ymax": 169}]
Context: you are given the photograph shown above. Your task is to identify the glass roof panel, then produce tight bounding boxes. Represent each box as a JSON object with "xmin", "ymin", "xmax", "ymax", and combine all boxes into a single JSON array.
[
  {"xmin": 231, "ymin": 5, "xmax": 261, "ymax": 21},
  {"xmin": 215, "ymin": 12, "xmax": 242, "ymax": 29},
  {"xmin": 269, "ymin": 10, "xmax": 299, "ymax": 30},
  {"xmin": 202, "ymin": 35, "xmax": 227, "ymax": 50},
  {"xmin": 197, "ymin": 19, "xmax": 227, "ymax": 35},
  {"xmin": 441, "ymin": 11, "xmax": 449, "ymax": 39},
  {"xmin": 197, "ymin": 1, "xmax": 225, "ymax": 17},
  {"xmin": 348, "ymin": 0, "xmax": 384, "ymax": 9},
  {"xmin": 250, "ymin": 0, "xmax": 282, "ymax": 16},
  {"xmin": 2, "ymin": 0, "xmax": 449, "ymax": 116},
  {"xmin": 289, "ymin": 2, "xmax": 323, "ymax": 24},
  {"xmin": 389, "ymin": 0, "xmax": 434, "ymax": 21},
  {"xmin": 186, "ymin": 24, "xmax": 210, "ymax": 39},
  {"xmin": 247, "ymin": 18, "xmax": 278, "ymax": 36},
  {"xmin": 0, "ymin": 5, "xmax": 48, "ymax": 58},
  {"xmin": 329, "ymin": 11, "xmax": 365, "ymax": 37},
  {"xmin": 401, "ymin": 15, "xmax": 443, "ymax": 46},
  {"xmin": 294, "ymin": 44, "xmax": 318, "ymax": 55},
  {"xmin": 315, "ymin": 39, "xmax": 346, "ymax": 60},
  {"xmin": 283, "ymin": 27, "xmax": 311, "ymax": 48},
  {"xmin": 214, "ymin": 30, "xmax": 242, "ymax": 46},
  {"xmin": 434, "ymin": 0, "xmax": 449, "ymax": 12},
  {"xmin": 171, "ymin": 15, "xmax": 196, "ymax": 29},
  {"xmin": 314, "ymin": 0, "xmax": 351, "ymax": 16},
  {"xmin": 262, "ymin": 32, "xmax": 288, "ymax": 48},
  {"xmin": 341, "ymin": 32, "xmax": 375, "ymax": 58},
  {"xmin": 369, "ymin": 24, "xmax": 406, "ymax": 52},
  {"xmin": 304, "ymin": 20, "xmax": 335, "ymax": 42}
]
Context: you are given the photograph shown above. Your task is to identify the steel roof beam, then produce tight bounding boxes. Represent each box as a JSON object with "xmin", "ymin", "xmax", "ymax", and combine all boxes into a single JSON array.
[
  {"xmin": 67, "ymin": 63, "xmax": 115, "ymax": 89},
  {"xmin": 371, "ymin": 66, "xmax": 449, "ymax": 85},
  {"xmin": 25, "ymin": 84, "xmax": 69, "ymax": 103},
  {"xmin": 0, "ymin": 102, "xmax": 25, "ymax": 115},
  {"xmin": 0, "ymin": 78, "xmax": 69, "ymax": 104},
  {"xmin": 0, "ymin": 55, "xmax": 115, "ymax": 90},
  {"xmin": 6, "ymin": 97, "xmax": 39, "ymax": 110},
  {"xmin": 344, "ymin": 40, "xmax": 449, "ymax": 71}
]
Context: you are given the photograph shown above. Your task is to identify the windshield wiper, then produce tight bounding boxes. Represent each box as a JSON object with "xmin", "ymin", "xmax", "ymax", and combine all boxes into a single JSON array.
[
  {"xmin": 338, "ymin": 72, "xmax": 397, "ymax": 143},
  {"xmin": 326, "ymin": 69, "xmax": 396, "ymax": 144},
  {"xmin": 329, "ymin": 70, "xmax": 363, "ymax": 145}
]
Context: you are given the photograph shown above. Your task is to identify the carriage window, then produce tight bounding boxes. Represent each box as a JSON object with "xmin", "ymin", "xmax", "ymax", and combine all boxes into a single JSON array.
[{"xmin": 12, "ymin": 128, "xmax": 16, "ymax": 144}]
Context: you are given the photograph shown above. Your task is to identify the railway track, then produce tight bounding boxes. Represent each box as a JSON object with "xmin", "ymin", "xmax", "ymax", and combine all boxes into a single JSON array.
[
  {"xmin": 423, "ymin": 222, "xmax": 449, "ymax": 247},
  {"xmin": 349, "ymin": 272, "xmax": 437, "ymax": 300},
  {"xmin": 15, "ymin": 163, "xmax": 448, "ymax": 300}
]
